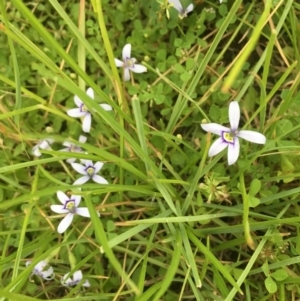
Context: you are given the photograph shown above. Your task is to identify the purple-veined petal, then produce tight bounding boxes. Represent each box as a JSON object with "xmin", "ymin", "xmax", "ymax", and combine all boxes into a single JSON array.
[
  {"xmin": 201, "ymin": 123, "xmax": 230, "ymax": 136},
  {"xmin": 57, "ymin": 213, "xmax": 74, "ymax": 233},
  {"xmin": 94, "ymin": 162, "xmax": 104, "ymax": 173},
  {"xmin": 73, "ymin": 270, "xmax": 83, "ymax": 282},
  {"xmin": 115, "ymin": 58, "xmax": 124, "ymax": 67},
  {"xmin": 208, "ymin": 137, "xmax": 228, "ymax": 157},
  {"xmin": 73, "ymin": 176, "xmax": 90, "ymax": 185},
  {"xmin": 67, "ymin": 108, "xmax": 86, "ymax": 118},
  {"xmin": 186, "ymin": 3, "xmax": 194, "ymax": 13},
  {"xmin": 92, "ymin": 174, "xmax": 109, "ymax": 184},
  {"xmin": 238, "ymin": 130, "xmax": 266, "ymax": 144},
  {"xmin": 71, "ymin": 163, "xmax": 87, "ymax": 175},
  {"xmin": 100, "ymin": 104, "xmax": 113, "ymax": 111},
  {"xmin": 73, "ymin": 195, "xmax": 81, "ymax": 207},
  {"xmin": 123, "ymin": 68, "xmax": 130, "ymax": 81},
  {"xmin": 122, "ymin": 44, "xmax": 131, "ymax": 61},
  {"xmin": 74, "ymin": 95, "xmax": 83, "ymax": 107},
  {"xmin": 76, "ymin": 207, "xmax": 91, "ymax": 217},
  {"xmin": 227, "ymin": 137, "xmax": 240, "ymax": 165},
  {"xmin": 168, "ymin": 0, "xmax": 183, "ymax": 12},
  {"xmin": 229, "ymin": 101, "xmax": 240, "ymax": 131},
  {"xmin": 82, "ymin": 113, "xmax": 92, "ymax": 133},
  {"xmin": 56, "ymin": 191, "xmax": 69, "ymax": 204},
  {"xmin": 130, "ymin": 64, "xmax": 147, "ymax": 73},
  {"xmin": 79, "ymin": 135, "xmax": 87, "ymax": 143},
  {"xmin": 86, "ymin": 87, "xmax": 94, "ymax": 100},
  {"xmin": 51, "ymin": 205, "xmax": 68, "ymax": 214}
]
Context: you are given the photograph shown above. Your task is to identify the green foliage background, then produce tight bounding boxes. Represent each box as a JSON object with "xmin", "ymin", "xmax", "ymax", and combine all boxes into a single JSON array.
[{"xmin": 1, "ymin": 0, "xmax": 300, "ymax": 300}]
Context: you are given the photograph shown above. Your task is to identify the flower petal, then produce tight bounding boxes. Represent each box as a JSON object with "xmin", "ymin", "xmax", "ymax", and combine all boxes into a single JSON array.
[
  {"xmin": 42, "ymin": 266, "xmax": 54, "ymax": 280},
  {"xmin": 122, "ymin": 43, "xmax": 131, "ymax": 61},
  {"xmin": 67, "ymin": 108, "xmax": 86, "ymax": 118},
  {"xmin": 73, "ymin": 176, "xmax": 90, "ymax": 185},
  {"xmin": 100, "ymin": 104, "xmax": 113, "ymax": 111},
  {"xmin": 208, "ymin": 137, "xmax": 228, "ymax": 157},
  {"xmin": 94, "ymin": 162, "xmax": 104, "ymax": 173},
  {"xmin": 57, "ymin": 213, "xmax": 74, "ymax": 233},
  {"xmin": 57, "ymin": 191, "xmax": 69, "ymax": 204},
  {"xmin": 76, "ymin": 207, "xmax": 91, "ymax": 217},
  {"xmin": 73, "ymin": 194, "xmax": 81, "ymax": 207},
  {"xmin": 186, "ymin": 3, "xmax": 194, "ymax": 13},
  {"xmin": 74, "ymin": 95, "xmax": 83, "ymax": 107},
  {"xmin": 238, "ymin": 130, "xmax": 266, "ymax": 144},
  {"xmin": 66, "ymin": 158, "xmax": 76, "ymax": 164},
  {"xmin": 35, "ymin": 260, "xmax": 47, "ymax": 271},
  {"xmin": 115, "ymin": 58, "xmax": 124, "ymax": 67},
  {"xmin": 51, "ymin": 205, "xmax": 68, "ymax": 214},
  {"xmin": 83, "ymin": 279, "xmax": 91, "ymax": 287},
  {"xmin": 227, "ymin": 138, "xmax": 240, "ymax": 165},
  {"xmin": 82, "ymin": 113, "xmax": 92, "ymax": 133},
  {"xmin": 229, "ymin": 101, "xmax": 240, "ymax": 131},
  {"xmin": 79, "ymin": 135, "xmax": 87, "ymax": 143},
  {"xmin": 201, "ymin": 123, "xmax": 230, "ymax": 136},
  {"xmin": 123, "ymin": 68, "xmax": 130, "ymax": 81},
  {"xmin": 73, "ymin": 270, "xmax": 83, "ymax": 282},
  {"xmin": 71, "ymin": 163, "xmax": 87, "ymax": 175},
  {"xmin": 86, "ymin": 87, "xmax": 94, "ymax": 99},
  {"xmin": 26, "ymin": 260, "xmax": 32, "ymax": 267},
  {"xmin": 92, "ymin": 175, "xmax": 109, "ymax": 184},
  {"xmin": 62, "ymin": 273, "xmax": 72, "ymax": 286},
  {"xmin": 32, "ymin": 146, "xmax": 41, "ymax": 157},
  {"xmin": 130, "ymin": 64, "xmax": 147, "ymax": 74},
  {"xmin": 168, "ymin": 0, "xmax": 183, "ymax": 12}
]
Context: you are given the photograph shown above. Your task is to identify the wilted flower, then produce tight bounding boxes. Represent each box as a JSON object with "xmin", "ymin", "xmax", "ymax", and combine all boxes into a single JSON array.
[
  {"xmin": 26, "ymin": 260, "xmax": 54, "ymax": 280},
  {"xmin": 51, "ymin": 191, "xmax": 98, "ymax": 233},
  {"xmin": 168, "ymin": 0, "xmax": 193, "ymax": 18},
  {"xmin": 114, "ymin": 44, "xmax": 147, "ymax": 81},
  {"xmin": 60, "ymin": 135, "xmax": 87, "ymax": 163},
  {"xmin": 71, "ymin": 160, "xmax": 108, "ymax": 185},
  {"xmin": 32, "ymin": 139, "xmax": 54, "ymax": 157},
  {"xmin": 201, "ymin": 101, "xmax": 266, "ymax": 165},
  {"xmin": 67, "ymin": 88, "xmax": 112, "ymax": 133},
  {"xmin": 61, "ymin": 270, "xmax": 90, "ymax": 287}
]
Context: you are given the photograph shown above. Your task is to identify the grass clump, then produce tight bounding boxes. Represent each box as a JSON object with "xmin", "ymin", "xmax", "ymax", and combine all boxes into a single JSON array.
[{"xmin": 0, "ymin": 0, "xmax": 300, "ymax": 300}]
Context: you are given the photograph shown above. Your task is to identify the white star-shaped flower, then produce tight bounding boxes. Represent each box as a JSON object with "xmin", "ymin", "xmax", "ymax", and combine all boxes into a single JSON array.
[
  {"xmin": 32, "ymin": 139, "xmax": 54, "ymax": 157},
  {"xmin": 114, "ymin": 44, "xmax": 147, "ymax": 81},
  {"xmin": 60, "ymin": 135, "xmax": 87, "ymax": 163},
  {"xmin": 26, "ymin": 260, "xmax": 54, "ymax": 280},
  {"xmin": 61, "ymin": 270, "xmax": 90, "ymax": 287},
  {"xmin": 201, "ymin": 101, "xmax": 266, "ymax": 165},
  {"xmin": 51, "ymin": 191, "xmax": 97, "ymax": 233},
  {"xmin": 71, "ymin": 160, "xmax": 108, "ymax": 185},
  {"xmin": 168, "ymin": 0, "xmax": 193, "ymax": 18},
  {"xmin": 67, "ymin": 88, "xmax": 113, "ymax": 133}
]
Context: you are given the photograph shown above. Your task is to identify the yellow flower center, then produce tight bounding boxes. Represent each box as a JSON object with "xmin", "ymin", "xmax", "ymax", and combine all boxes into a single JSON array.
[
  {"xmin": 65, "ymin": 200, "xmax": 76, "ymax": 213},
  {"xmin": 80, "ymin": 104, "xmax": 88, "ymax": 112},
  {"xmin": 86, "ymin": 167, "xmax": 95, "ymax": 176},
  {"xmin": 124, "ymin": 58, "xmax": 136, "ymax": 68},
  {"xmin": 223, "ymin": 132, "xmax": 234, "ymax": 143}
]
